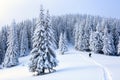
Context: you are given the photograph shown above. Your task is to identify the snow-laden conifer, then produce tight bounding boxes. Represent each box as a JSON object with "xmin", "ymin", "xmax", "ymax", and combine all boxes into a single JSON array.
[
  {"xmin": 2, "ymin": 21, "xmax": 19, "ymax": 67},
  {"xmin": 29, "ymin": 6, "xmax": 58, "ymax": 75},
  {"xmin": 117, "ymin": 37, "xmax": 120, "ymax": 55},
  {"xmin": 103, "ymin": 24, "xmax": 116, "ymax": 55},
  {"xmin": 20, "ymin": 24, "xmax": 29, "ymax": 57},
  {"xmin": 59, "ymin": 32, "xmax": 68, "ymax": 54},
  {"xmin": 89, "ymin": 31, "xmax": 103, "ymax": 53}
]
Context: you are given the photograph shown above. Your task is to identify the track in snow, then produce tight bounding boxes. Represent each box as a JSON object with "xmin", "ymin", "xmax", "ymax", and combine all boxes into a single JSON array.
[
  {"xmin": 79, "ymin": 53, "xmax": 112, "ymax": 80},
  {"xmin": 92, "ymin": 59, "xmax": 112, "ymax": 80}
]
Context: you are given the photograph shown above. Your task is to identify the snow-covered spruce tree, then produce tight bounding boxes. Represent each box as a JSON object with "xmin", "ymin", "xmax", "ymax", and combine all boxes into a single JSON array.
[
  {"xmin": 117, "ymin": 37, "xmax": 120, "ymax": 56},
  {"xmin": 30, "ymin": 18, "xmax": 37, "ymax": 49},
  {"xmin": 2, "ymin": 21, "xmax": 19, "ymax": 67},
  {"xmin": 29, "ymin": 6, "xmax": 46, "ymax": 74},
  {"xmin": 43, "ymin": 10, "xmax": 58, "ymax": 72},
  {"xmin": 0, "ymin": 45, "xmax": 3, "ymax": 64},
  {"xmin": 63, "ymin": 31, "xmax": 68, "ymax": 51},
  {"xmin": 89, "ymin": 31, "xmax": 103, "ymax": 53},
  {"xmin": 20, "ymin": 24, "xmax": 29, "ymax": 57},
  {"xmin": 29, "ymin": 6, "xmax": 58, "ymax": 75},
  {"xmin": 17, "ymin": 22, "xmax": 24, "ymax": 54},
  {"xmin": 82, "ymin": 16, "xmax": 93, "ymax": 51},
  {"xmin": 74, "ymin": 22, "xmax": 80, "ymax": 50},
  {"xmin": 89, "ymin": 22, "xmax": 104, "ymax": 53},
  {"xmin": 1, "ymin": 26, "xmax": 8, "ymax": 54},
  {"xmin": 45, "ymin": 10, "xmax": 57, "ymax": 49},
  {"xmin": 102, "ymin": 24, "xmax": 116, "ymax": 55},
  {"xmin": 0, "ymin": 32, "xmax": 4, "ymax": 64},
  {"xmin": 59, "ymin": 33, "xmax": 64, "ymax": 54},
  {"xmin": 24, "ymin": 20, "xmax": 33, "ymax": 50},
  {"xmin": 76, "ymin": 20, "xmax": 86, "ymax": 51},
  {"xmin": 0, "ymin": 26, "xmax": 8, "ymax": 64},
  {"xmin": 58, "ymin": 32, "xmax": 68, "ymax": 55},
  {"xmin": 112, "ymin": 21, "xmax": 120, "ymax": 55}
]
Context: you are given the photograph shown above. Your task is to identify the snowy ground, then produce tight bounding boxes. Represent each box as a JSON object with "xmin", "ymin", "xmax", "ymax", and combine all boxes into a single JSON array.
[{"xmin": 0, "ymin": 47, "xmax": 120, "ymax": 80}]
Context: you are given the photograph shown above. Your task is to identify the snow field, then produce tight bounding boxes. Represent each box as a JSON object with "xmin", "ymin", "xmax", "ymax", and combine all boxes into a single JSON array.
[{"xmin": 0, "ymin": 48, "xmax": 120, "ymax": 80}]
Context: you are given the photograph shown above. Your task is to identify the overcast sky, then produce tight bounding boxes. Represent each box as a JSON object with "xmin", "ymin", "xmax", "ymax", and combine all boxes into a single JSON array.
[{"xmin": 0, "ymin": 0, "xmax": 120, "ymax": 27}]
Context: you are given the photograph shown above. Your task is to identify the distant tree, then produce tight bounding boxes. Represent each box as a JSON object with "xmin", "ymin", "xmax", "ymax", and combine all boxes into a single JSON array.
[
  {"xmin": 51, "ymin": 16, "xmax": 60, "ymax": 46},
  {"xmin": 76, "ymin": 20, "xmax": 87, "ymax": 51},
  {"xmin": 29, "ymin": 6, "xmax": 58, "ymax": 75},
  {"xmin": 117, "ymin": 37, "xmax": 120, "ymax": 55},
  {"xmin": 0, "ymin": 31, "xmax": 4, "ymax": 64},
  {"xmin": 59, "ymin": 32, "xmax": 68, "ymax": 54},
  {"xmin": 20, "ymin": 24, "xmax": 29, "ymax": 57},
  {"xmin": 17, "ymin": 22, "xmax": 24, "ymax": 55},
  {"xmin": 1, "ymin": 26, "xmax": 8, "ymax": 53},
  {"xmin": 0, "ymin": 26, "xmax": 8, "ymax": 64},
  {"xmin": 82, "ymin": 16, "xmax": 92, "ymax": 51},
  {"xmin": 112, "ymin": 21, "xmax": 120, "ymax": 55},
  {"xmin": 74, "ymin": 22, "xmax": 80, "ymax": 50},
  {"xmin": 2, "ymin": 21, "xmax": 19, "ymax": 67},
  {"xmin": 102, "ymin": 24, "xmax": 116, "ymax": 55},
  {"xmin": 0, "ymin": 45, "xmax": 3, "ymax": 64},
  {"xmin": 63, "ymin": 31, "xmax": 68, "ymax": 50},
  {"xmin": 89, "ymin": 31, "xmax": 103, "ymax": 53},
  {"xmin": 25, "ymin": 20, "xmax": 33, "ymax": 50}
]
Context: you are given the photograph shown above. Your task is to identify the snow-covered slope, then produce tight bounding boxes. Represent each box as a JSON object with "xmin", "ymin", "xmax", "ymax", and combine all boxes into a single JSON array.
[{"xmin": 0, "ymin": 48, "xmax": 120, "ymax": 80}]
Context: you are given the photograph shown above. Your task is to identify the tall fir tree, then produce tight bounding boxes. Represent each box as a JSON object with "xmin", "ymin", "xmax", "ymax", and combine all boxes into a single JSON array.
[
  {"xmin": 29, "ymin": 6, "xmax": 46, "ymax": 74},
  {"xmin": 63, "ymin": 31, "xmax": 68, "ymax": 51},
  {"xmin": 59, "ymin": 32, "xmax": 68, "ymax": 55},
  {"xmin": 0, "ymin": 45, "xmax": 3, "ymax": 64},
  {"xmin": 20, "ymin": 24, "xmax": 29, "ymax": 57},
  {"xmin": 0, "ymin": 32, "xmax": 4, "ymax": 64},
  {"xmin": 77, "ymin": 20, "xmax": 86, "ymax": 51},
  {"xmin": 0, "ymin": 26, "xmax": 8, "ymax": 64},
  {"xmin": 89, "ymin": 31, "xmax": 103, "ymax": 53},
  {"xmin": 103, "ymin": 24, "xmax": 116, "ymax": 55},
  {"xmin": 43, "ymin": 10, "xmax": 58, "ymax": 72},
  {"xmin": 117, "ymin": 37, "xmax": 120, "ymax": 55},
  {"xmin": 1, "ymin": 26, "xmax": 8, "ymax": 54},
  {"xmin": 29, "ymin": 6, "xmax": 58, "ymax": 75},
  {"xmin": 45, "ymin": 10, "xmax": 57, "ymax": 49},
  {"xmin": 82, "ymin": 16, "xmax": 91, "ymax": 51},
  {"xmin": 74, "ymin": 22, "xmax": 80, "ymax": 50},
  {"xmin": 2, "ymin": 21, "xmax": 19, "ymax": 67}
]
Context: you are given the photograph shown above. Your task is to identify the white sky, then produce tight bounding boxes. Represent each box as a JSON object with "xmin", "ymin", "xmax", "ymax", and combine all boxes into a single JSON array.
[{"xmin": 0, "ymin": 0, "xmax": 120, "ymax": 27}]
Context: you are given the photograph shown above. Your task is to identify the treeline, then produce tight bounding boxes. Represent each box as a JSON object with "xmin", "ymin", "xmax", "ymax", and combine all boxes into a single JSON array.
[
  {"xmin": 0, "ymin": 14, "xmax": 120, "ymax": 64},
  {"xmin": 52, "ymin": 14, "xmax": 120, "ymax": 56}
]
